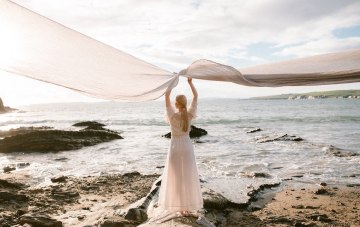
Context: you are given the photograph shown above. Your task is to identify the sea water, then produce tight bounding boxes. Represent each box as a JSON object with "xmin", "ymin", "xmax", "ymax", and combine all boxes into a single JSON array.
[{"xmin": 0, "ymin": 99, "xmax": 359, "ymax": 186}]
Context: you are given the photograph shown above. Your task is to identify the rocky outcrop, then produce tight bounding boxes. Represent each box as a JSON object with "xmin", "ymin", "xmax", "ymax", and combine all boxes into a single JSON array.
[
  {"xmin": 0, "ymin": 126, "xmax": 52, "ymax": 138},
  {"xmin": 0, "ymin": 97, "xmax": 5, "ymax": 112},
  {"xmin": 323, "ymin": 145, "xmax": 359, "ymax": 157},
  {"xmin": 0, "ymin": 122, "xmax": 123, "ymax": 153},
  {"xmin": 0, "ymin": 97, "xmax": 17, "ymax": 114},
  {"xmin": 256, "ymin": 134, "xmax": 303, "ymax": 143},
  {"xmin": 246, "ymin": 128, "xmax": 262, "ymax": 133},
  {"xmin": 19, "ymin": 213, "xmax": 62, "ymax": 227},
  {"xmin": 0, "ymin": 172, "xmax": 155, "ymax": 226},
  {"xmin": 163, "ymin": 125, "xmax": 208, "ymax": 138}
]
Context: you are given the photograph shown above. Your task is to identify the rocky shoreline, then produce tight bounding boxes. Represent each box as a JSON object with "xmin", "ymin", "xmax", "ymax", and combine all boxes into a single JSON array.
[
  {"xmin": 1, "ymin": 117, "xmax": 359, "ymax": 225},
  {"xmin": 0, "ymin": 171, "xmax": 359, "ymax": 226}
]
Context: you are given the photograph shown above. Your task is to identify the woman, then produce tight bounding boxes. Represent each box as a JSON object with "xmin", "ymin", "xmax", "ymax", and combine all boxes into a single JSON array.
[{"xmin": 153, "ymin": 77, "xmax": 203, "ymax": 223}]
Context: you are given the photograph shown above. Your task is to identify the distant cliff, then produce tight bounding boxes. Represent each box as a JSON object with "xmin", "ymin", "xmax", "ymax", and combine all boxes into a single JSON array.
[
  {"xmin": 251, "ymin": 90, "xmax": 360, "ymax": 100},
  {"xmin": 0, "ymin": 97, "xmax": 5, "ymax": 112},
  {"xmin": 0, "ymin": 97, "xmax": 16, "ymax": 113}
]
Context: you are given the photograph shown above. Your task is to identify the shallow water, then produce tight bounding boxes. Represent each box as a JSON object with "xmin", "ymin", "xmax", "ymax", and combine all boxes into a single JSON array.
[{"xmin": 0, "ymin": 99, "xmax": 359, "ymax": 186}]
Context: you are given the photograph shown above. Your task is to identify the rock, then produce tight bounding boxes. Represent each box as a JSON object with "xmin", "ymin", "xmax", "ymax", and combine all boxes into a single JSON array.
[
  {"xmin": 51, "ymin": 189, "xmax": 79, "ymax": 202},
  {"xmin": 314, "ymin": 188, "xmax": 328, "ymax": 195},
  {"xmin": 17, "ymin": 162, "xmax": 30, "ymax": 168},
  {"xmin": 266, "ymin": 215, "xmax": 294, "ymax": 224},
  {"xmin": 73, "ymin": 121, "xmax": 106, "ymax": 127},
  {"xmin": 100, "ymin": 216, "xmax": 137, "ymax": 227},
  {"xmin": 0, "ymin": 179, "xmax": 24, "ymax": 189},
  {"xmin": 0, "ymin": 98, "xmax": 17, "ymax": 114},
  {"xmin": 249, "ymin": 205, "xmax": 262, "ymax": 211},
  {"xmin": 16, "ymin": 209, "xmax": 27, "ymax": 216},
  {"xmin": 0, "ymin": 126, "xmax": 53, "ymax": 138},
  {"xmin": 319, "ymin": 182, "xmax": 327, "ymax": 186},
  {"xmin": 124, "ymin": 208, "xmax": 148, "ymax": 222},
  {"xmin": 0, "ymin": 191, "xmax": 28, "ymax": 201},
  {"xmin": 0, "ymin": 97, "xmax": 5, "ymax": 112},
  {"xmin": 323, "ymin": 145, "xmax": 359, "ymax": 157},
  {"xmin": 163, "ymin": 125, "xmax": 208, "ymax": 139},
  {"xmin": 292, "ymin": 205, "xmax": 305, "ymax": 209},
  {"xmin": 123, "ymin": 171, "xmax": 141, "ymax": 178},
  {"xmin": 305, "ymin": 205, "xmax": 319, "ymax": 209},
  {"xmin": 308, "ymin": 214, "xmax": 332, "ymax": 223},
  {"xmin": 246, "ymin": 128, "xmax": 262, "ymax": 133},
  {"xmin": 51, "ymin": 175, "xmax": 68, "ymax": 183},
  {"xmin": 202, "ymin": 187, "xmax": 230, "ymax": 210},
  {"xmin": 72, "ymin": 121, "xmax": 119, "ymax": 133},
  {"xmin": 19, "ymin": 213, "xmax": 62, "ymax": 227},
  {"xmin": 250, "ymin": 172, "xmax": 272, "ymax": 178},
  {"xmin": 256, "ymin": 134, "xmax": 303, "ymax": 143},
  {"xmin": 294, "ymin": 222, "xmax": 318, "ymax": 227},
  {"xmin": 190, "ymin": 125, "xmax": 208, "ymax": 138},
  {"xmin": 346, "ymin": 184, "xmax": 360, "ymax": 187},
  {"xmin": 54, "ymin": 157, "xmax": 69, "ymax": 162},
  {"xmin": 0, "ymin": 129, "xmax": 122, "ymax": 153},
  {"xmin": 3, "ymin": 165, "xmax": 16, "ymax": 173}
]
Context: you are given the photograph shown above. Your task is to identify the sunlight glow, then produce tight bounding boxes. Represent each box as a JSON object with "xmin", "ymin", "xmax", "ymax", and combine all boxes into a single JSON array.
[{"xmin": 0, "ymin": 19, "xmax": 24, "ymax": 68}]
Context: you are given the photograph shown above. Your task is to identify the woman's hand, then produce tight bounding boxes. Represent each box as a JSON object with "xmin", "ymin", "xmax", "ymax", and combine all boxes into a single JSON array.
[{"xmin": 187, "ymin": 77, "xmax": 192, "ymax": 84}]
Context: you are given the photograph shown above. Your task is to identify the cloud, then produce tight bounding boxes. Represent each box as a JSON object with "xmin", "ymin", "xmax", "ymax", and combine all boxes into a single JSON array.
[{"xmin": 13, "ymin": 0, "xmax": 360, "ymax": 66}]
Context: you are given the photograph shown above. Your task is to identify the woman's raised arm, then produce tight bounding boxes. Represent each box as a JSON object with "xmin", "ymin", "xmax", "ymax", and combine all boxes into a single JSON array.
[
  {"xmin": 165, "ymin": 88, "xmax": 172, "ymax": 108},
  {"xmin": 188, "ymin": 77, "xmax": 198, "ymax": 101}
]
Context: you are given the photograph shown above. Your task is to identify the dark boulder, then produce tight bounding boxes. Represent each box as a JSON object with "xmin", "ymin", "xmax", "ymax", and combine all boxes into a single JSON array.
[
  {"xmin": 202, "ymin": 187, "xmax": 230, "ymax": 210},
  {"xmin": 0, "ymin": 191, "xmax": 28, "ymax": 202},
  {"xmin": 19, "ymin": 213, "xmax": 62, "ymax": 227},
  {"xmin": 124, "ymin": 208, "xmax": 148, "ymax": 222},
  {"xmin": 100, "ymin": 217, "xmax": 137, "ymax": 227},
  {"xmin": 3, "ymin": 165, "xmax": 16, "ymax": 173},
  {"xmin": 51, "ymin": 175, "xmax": 68, "ymax": 183},
  {"xmin": 163, "ymin": 125, "xmax": 208, "ymax": 139},
  {"xmin": 73, "ymin": 121, "xmax": 106, "ymax": 128},
  {"xmin": 0, "ymin": 179, "xmax": 24, "ymax": 189},
  {"xmin": 0, "ymin": 129, "xmax": 122, "ymax": 153}
]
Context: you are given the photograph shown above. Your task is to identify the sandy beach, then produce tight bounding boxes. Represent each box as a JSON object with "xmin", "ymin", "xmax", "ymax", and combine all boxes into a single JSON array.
[{"xmin": 1, "ymin": 170, "xmax": 359, "ymax": 227}]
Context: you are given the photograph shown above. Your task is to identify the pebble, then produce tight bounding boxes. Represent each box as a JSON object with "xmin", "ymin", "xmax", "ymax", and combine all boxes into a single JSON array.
[
  {"xmin": 3, "ymin": 166, "xmax": 16, "ymax": 173},
  {"xmin": 314, "ymin": 188, "xmax": 328, "ymax": 195},
  {"xmin": 51, "ymin": 175, "xmax": 68, "ymax": 183}
]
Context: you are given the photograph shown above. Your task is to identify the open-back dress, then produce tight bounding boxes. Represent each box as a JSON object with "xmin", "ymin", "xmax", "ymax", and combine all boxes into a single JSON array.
[{"xmin": 155, "ymin": 98, "xmax": 203, "ymax": 220}]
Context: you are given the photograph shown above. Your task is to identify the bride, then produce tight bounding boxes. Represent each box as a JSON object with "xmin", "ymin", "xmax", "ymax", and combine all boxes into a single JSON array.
[{"xmin": 152, "ymin": 77, "xmax": 204, "ymax": 223}]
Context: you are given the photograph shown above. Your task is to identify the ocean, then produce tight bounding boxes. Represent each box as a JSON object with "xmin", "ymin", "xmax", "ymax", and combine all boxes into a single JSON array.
[{"xmin": 0, "ymin": 99, "xmax": 359, "ymax": 187}]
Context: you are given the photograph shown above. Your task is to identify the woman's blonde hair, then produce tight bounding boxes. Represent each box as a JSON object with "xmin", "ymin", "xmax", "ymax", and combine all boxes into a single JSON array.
[{"xmin": 176, "ymin": 95, "xmax": 189, "ymax": 132}]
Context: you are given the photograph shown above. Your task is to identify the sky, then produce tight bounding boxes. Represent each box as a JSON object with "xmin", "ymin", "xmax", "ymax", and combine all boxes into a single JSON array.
[{"xmin": 1, "ymin": 0, "xmax": 360, "ymax": 106}]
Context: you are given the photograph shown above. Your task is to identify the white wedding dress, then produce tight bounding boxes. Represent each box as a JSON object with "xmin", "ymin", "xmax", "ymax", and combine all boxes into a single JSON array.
[{"xmin": 151, "ymin": 99, "xmax": 203, "ymax": 223}]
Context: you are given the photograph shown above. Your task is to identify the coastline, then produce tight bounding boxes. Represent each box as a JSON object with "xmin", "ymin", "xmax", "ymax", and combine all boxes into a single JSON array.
[
  {"xmin": 1, "ymin": 99, "xmax": 359, "ymax": 226},
  {"xmin": 1, "ymin": 170, "xmax": 359, "ymax": 226}
]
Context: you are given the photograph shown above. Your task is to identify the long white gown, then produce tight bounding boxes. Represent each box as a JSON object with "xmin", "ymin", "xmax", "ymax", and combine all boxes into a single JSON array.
[{"xmin": 152, "ymin": 99, "xmax": 203, "ymax": 222}]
